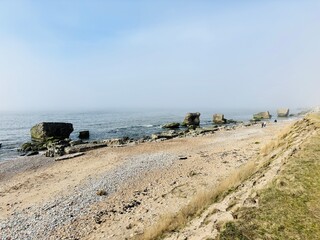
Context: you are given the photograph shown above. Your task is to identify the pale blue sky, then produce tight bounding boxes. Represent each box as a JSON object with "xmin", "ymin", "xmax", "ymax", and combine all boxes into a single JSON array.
[{"xmin": 0, "ymin": 0, "xmax": 319, "ymax": 111}]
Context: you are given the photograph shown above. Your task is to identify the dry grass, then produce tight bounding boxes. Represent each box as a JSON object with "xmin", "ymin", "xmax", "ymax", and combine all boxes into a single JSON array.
[
  {"xmin": 260, "ymin": 113, "xmax": 320, "ymax": 157},
  {"xmin": 219, "ymin": 113, "xmax": 320, "ymax": 240},
  {"xmin": 135, "ymin": 161, "xmax": 257, "ymax": 240},
  {"xmin": 259, "ymin": 122, "xmax": 295, "ymax": 156}
]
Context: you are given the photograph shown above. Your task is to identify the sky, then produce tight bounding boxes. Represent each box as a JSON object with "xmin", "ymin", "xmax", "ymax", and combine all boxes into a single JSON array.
[{"xmin": 0, "ymin": 0, "xmax": 319, "ymax": 111}]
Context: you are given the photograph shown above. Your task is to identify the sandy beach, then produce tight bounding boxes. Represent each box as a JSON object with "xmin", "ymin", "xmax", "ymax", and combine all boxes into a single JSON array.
[
  {"xmin": 0, "ymin": 119, "xmax": 295, "ymax": 239},
  {"xmin": 1, "ymin": 1, "xmax": 319, "ymax": 239}
]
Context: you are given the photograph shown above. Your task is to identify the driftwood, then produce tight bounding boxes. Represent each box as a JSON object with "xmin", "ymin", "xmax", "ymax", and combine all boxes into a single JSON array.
[
  {"xmin": 64, "ymin": 143, "xmax": 108, "ymax": 154},
  {"xmin": 55, "ymin": 152, "xmax": 85, "ymax": 161}
]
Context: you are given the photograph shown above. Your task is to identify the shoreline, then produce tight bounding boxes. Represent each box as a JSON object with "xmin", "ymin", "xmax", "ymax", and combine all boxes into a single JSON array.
[
  {"xmin": 0, "ymin": 116, "xmax": 296, "ymax": 181},
  {"xmin": 0, "ymin": 107, "xmax": 308, "ymax": 162},
  {"xmin": 0, "ymin": 117, "xmax": 297, "ymax": 239},
  {"xmin": 1, "ymin": 118, "xmax": 297, "ymax": 162}
]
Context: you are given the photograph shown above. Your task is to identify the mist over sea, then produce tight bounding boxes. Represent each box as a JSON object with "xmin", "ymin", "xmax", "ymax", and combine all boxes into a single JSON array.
[{"xmin": 0, "ymin": 108, "xmax": 300, "ymax": 161}]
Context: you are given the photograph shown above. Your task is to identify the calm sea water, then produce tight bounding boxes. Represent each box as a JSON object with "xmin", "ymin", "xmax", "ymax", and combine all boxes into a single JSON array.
[{"xmin": 0, "ymin": 108, "xmax": 296, "ymax": 161}]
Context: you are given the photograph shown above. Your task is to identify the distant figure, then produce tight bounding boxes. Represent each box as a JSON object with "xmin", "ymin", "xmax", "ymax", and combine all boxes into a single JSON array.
[
  {"xmin": 274, "ymin": 119, "xmax": 278, "ymax": 123},
  {"xmin": 261, "ymin": 121, "xmax": 267, "ymax": 128}
]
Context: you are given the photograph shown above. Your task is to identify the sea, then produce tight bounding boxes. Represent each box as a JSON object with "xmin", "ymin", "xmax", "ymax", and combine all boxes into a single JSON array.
[{"xmin": 0, "ymin": 108, "xmax": 300, "ymax": 161}]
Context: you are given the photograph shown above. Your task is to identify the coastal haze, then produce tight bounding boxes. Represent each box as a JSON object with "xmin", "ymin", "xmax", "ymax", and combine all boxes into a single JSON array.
[
  {"xmin": 2, "ymin": 2, "xmax": 320, "ymax": 239},
  {"xmin": 0, "ymin": 1, "xmax": 319, "ymax": 111}
]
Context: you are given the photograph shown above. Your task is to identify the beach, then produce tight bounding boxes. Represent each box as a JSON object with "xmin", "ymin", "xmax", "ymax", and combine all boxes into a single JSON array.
[
  {"xmin": 0, "ymin": 119, "xmax": 295, "ymax": 239},
  {"xmin": 1, "ymin": 1, "xmax": 319, "ymax": 238}
]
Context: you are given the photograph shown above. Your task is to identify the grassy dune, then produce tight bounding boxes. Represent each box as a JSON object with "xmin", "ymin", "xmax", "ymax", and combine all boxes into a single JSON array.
[{"xmin": 219, "ymin": 113, "xmax": 320, "ymax": 239}]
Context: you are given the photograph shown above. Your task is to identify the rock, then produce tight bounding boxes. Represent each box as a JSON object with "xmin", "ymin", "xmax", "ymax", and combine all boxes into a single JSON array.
[
  {"xmin": 253, "ymin": 111, "xmax": 271, "ymax": 120},
  {"xmin": 70, "ymin": 140, "xmax": 84, "ymax": 146},
  {"xmin": 45, "ymin": 139, "xmax": 71, "ymax": 157},
  {"xmin": 78, "ymin": 130, "xmax": 89, "ymax": 139},
  {"xmin": 151, "ymin": 134, "xmax": 158, "ymax": 140},
  {"xmin": 250, "ymin": 118, "xmax": 261, "ymax": 123},
  {"xmin": 54, "ymin": 144, "xmax": 65, "ymax": 156},
  {"xmin": 26, "ymin": 151, "xmax": 39, "ymax": 156},
  {"xmin": 181, "ymin": 112, "xmax": 200, "ymax": 128},
  {"xmin": 162, "ymin": 122, "xmax": 180, "ymax": 129},
  {"xmin": 226, "ymin": 119, "xmax": 238, "ymax": 124},
  {"xmin": 96, "ymin": 189, "xmax": 107, "ymax": 196},
  {"xmin": 0, "ymin": 143, "xmax": 2, "ymax": 148},
  {"xmin": 45, "ymin": 149, "xmax": 54, "ymax": 157},
  {"xmin": 213, "ymin": 114, "xmax": 227, "ymax": 124},
  {"xmin": 103, "ymin": 138, "xmax": 128, "ymax": 147},
  {"xmin": 122, "ymin": 200, "xmax": 141, "ymax": 212},
  {"xmin": 31, "ymin": 122, "xmax": 73, "ymax": 142},
  {"xmin": 19, "ymin": 141, "xmax": 47, "ymax": 152},
  {"xmin": 194, "ymin": 127, "xmax": 219, "ymax": 135},
  {"xmin": 277, "ymin": 108, "xmax": 289, "ymax": 117},
  {"xmin": 151, "ymin": 130, "xmax": 178, "ymax": 140},
  {"xmin": 20, "ymin": 142, "xmax": 33, "ymax": 152}
]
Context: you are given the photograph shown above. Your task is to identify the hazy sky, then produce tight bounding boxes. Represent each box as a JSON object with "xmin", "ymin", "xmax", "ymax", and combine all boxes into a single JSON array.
[{"xmin": 0, "ymin": 0, "xmax": 319, "ymax": 111}]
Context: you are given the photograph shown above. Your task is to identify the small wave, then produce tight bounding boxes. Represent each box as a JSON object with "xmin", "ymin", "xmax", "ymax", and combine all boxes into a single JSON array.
[
  {"xmin": 115, "ymin": 125, "xmax": 155, "ymax": 130},
  {"xmin": 141, "ymin": 124, "xmax": 153, "ymax": 128}
]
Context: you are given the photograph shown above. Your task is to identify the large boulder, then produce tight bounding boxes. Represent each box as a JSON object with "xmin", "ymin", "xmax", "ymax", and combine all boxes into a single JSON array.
[
  {"xmin": 31, "ymin": 122, "xmax": 74, "ymax": 142},
  {"xmin": 213, "ymin": 114, "xmax": 227, "ymax": 124},
  {"xmin": 78, "ymin": 130, "xmax": 90, "ymax": 139},
  {"xmin": 181, "ymin": 112, "xmax": 201, "ymax": 128},
  {"xmin": 253, "ymin": 111, "xmax": 271, "ymax": 120},
  {"xmin": 277, "ymin": 108, "xmax": 289, "ymax": 117}
]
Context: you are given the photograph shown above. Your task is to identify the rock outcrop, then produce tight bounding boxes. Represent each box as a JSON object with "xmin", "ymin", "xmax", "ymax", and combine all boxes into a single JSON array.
[
  {"xmin": 31, "ymin": 122, "xmax": 74, "ymax": 142},
  {"xmin": 181, "ymin": 112, "xmax": 201, "ymax": 128},
  {"xmin": 20, "ymin": 122, "xmax": 73, "ymax": 157},
  {"xmin": 253, "ymin": 111, "xmax": 271, "ymax": 120},
  {"xmin": 162, "ymin": 122, "xmax": 180, "ymax": 129},
  {"xmin": 277, "ymin": 108, "xmax": 290, "ymax": 117},
  {"xmin": 213, "ymin": 114, "xmax": 227, "ymax": 124},
  {"xmin": 151, "ymin": 130, "xmax": 180, "ymax": 140},
  {"xmin": 45, "ymin": 139, "xmax": 71, "ymax": 157},
  {"xmin": 20, "ymin": 141, "xmax": 47, "ymax": 152}
]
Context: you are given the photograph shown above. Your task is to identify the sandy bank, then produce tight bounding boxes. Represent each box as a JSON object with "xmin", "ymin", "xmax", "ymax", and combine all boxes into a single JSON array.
[{"xmin": 0, "ymin": 119, "xmax": 295, "ymax": 239}]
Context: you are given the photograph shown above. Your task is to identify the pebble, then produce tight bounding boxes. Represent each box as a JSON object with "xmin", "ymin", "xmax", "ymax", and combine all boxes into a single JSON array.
[{"xmin": 0, "ymin": 152, "xmax": 176, "ymax": 239}]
